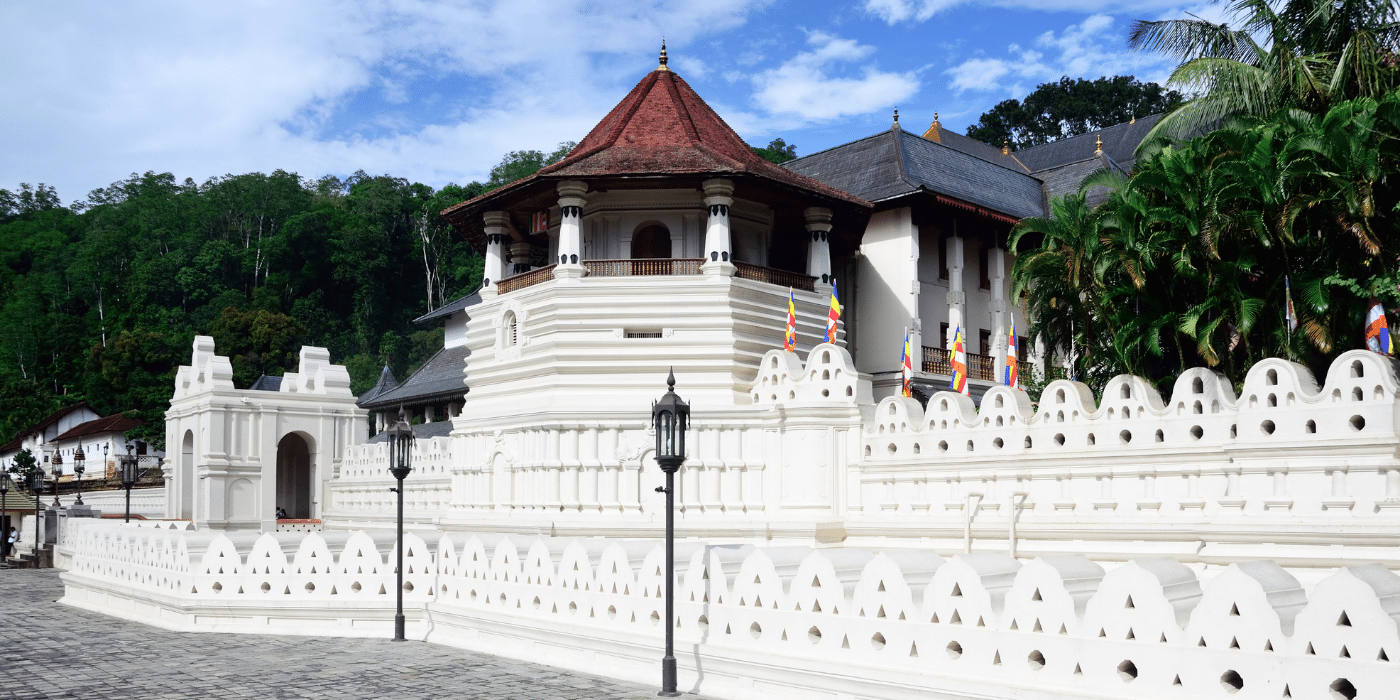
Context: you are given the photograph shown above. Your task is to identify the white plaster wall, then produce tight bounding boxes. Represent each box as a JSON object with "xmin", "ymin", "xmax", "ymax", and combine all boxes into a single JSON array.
[{"xmin": 853, "ymin": 207, "xmax": 917, "ymax": 376}]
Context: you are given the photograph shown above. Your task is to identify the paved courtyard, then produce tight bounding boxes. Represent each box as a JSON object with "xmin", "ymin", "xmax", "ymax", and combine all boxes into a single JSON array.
[{"xmin": 0, "ymin": 569, "xmax": 691, "ymax": 699}]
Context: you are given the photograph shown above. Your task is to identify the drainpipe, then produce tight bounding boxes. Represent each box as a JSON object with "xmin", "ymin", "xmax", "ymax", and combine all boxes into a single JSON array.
[{"xmin": 964, "ymin": 491, "xmax": 983, "ymax": 553}]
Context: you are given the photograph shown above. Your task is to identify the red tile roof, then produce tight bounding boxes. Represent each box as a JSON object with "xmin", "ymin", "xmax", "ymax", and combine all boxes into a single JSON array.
[
  {"xmin": 442, "ymin": 66, "xmax": 870, "ymax": 251},
  {"xmin": 51, "ymin": 414, "xmax": 144, "ymax": 442},
  {"xmin": 0, "ymin": 402, "xmax": 94, "ymax": 453}
]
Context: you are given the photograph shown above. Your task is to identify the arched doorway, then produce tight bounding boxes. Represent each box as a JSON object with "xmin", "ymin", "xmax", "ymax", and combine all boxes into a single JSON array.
[
  {"xmin": 630, "ymin": 224, "xmax": 672, "ymax": 259},
  {"xmin": 180, "ymin": 431, "xmax": 194, "ymax": 520},
  {"xmin": 276, "ymin": 433, "xmax": 312, "ymax": 519}
]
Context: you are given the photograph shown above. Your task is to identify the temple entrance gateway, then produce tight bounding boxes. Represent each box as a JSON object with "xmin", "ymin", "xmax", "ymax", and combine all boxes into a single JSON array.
[
  {"xmin": 180, "ymin": 431, "xmax": 194, "ymax": 520},
  {"xmin": 275, "ymin": 433, "xmax": 312, "ymax": 519}
]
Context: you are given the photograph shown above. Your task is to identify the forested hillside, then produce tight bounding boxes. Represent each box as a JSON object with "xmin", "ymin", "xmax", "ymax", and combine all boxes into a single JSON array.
[{"xmin": 0, "ymin": 168, "xmax": 493, "ymax": 447}]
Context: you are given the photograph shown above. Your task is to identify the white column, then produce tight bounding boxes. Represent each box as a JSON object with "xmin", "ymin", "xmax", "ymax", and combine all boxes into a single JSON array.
[
  {"xmin": 946, "ymin": 235, "xmax": 965, "ymax": 348},
  {"xmin": 701, "ymin": 178, "xmax": 734, "ymax": 275},
  {"xmin": 989, "ymin": 246, "xmax": 1007, "ymax": 381},
  {"xmin": 804, "ymin": 207, "xmax": 833, "ymax": 286},
  {"xmin": 482, "ymin": 211, "xmax": 508, "ymax": 297},
  {"xmin": 555, "ymin": 180, "xmax": 587, "ymax": 280}
]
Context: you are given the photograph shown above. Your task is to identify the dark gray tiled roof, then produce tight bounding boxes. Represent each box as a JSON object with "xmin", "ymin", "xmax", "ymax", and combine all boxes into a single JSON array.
[
  {"xmin": 249, "ymin": 375, "xmax": 283, "ymax": 391},
  {"xmin": 783, "ymin": 126, "xmax": 1045, "ymax": 219},
  {"xmin": 358, "ymin": 345, "xmax": 469, "ymax": 410},
  {"xmin": 1035, "ymin": 153, "xmax": 1126, "ymax": 209},
  {"xmin": 927, "ymin": 126, "xmax": 1029, "ymax": 172},
  {"xmin": 367, "ymin": 420, "xmax": 454, "ymax": 444},
  {"xmin": 1014, "ymin": 114, "xmax": 1162, "ymax": 174},
  {"xmin": 357, "ymin": 365, "xmax": 399, "ymax": 406},
  {"xmin": 413, "ymin": 289, "xmax": 481, "ymax": 325}
]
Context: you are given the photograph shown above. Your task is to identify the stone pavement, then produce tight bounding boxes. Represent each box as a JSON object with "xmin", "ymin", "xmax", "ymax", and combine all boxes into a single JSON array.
[{"xmin": 0, "ymin": 569, "xmax": 696, "ymax": 699}]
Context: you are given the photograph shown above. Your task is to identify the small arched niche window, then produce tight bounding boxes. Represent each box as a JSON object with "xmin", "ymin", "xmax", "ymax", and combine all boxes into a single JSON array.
[
  {"xmin": 631, "ymin": 223, "xmax": 672, "ymax": 259},
  {"xmin": 503, "ymin": 311, "xmax": 519, "ymax": 347}
]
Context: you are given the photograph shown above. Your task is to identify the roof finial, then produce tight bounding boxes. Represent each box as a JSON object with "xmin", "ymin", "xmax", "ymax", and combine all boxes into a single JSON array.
[
  {"xmin": 1002, "ymin": 139, "xmax": 1010, "ymax": 155},
  {"xmin": 923, "ymin": 112, "xmax": 942, "ymax": 142},
  {"xmin": 1094, "ymin": 133, "xmax": 1103, "ymax": 156},
  {"xmin": 893, "ymin": 107, "xmax": 899, "ymax": 124},
  {"xmin": 657, "ymin": 38, "xmax": 670, "ymax": 71}
]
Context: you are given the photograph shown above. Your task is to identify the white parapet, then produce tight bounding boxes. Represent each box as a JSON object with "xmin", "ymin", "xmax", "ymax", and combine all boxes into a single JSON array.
[{"xmin": 59, "ymin": 517, "xmax": 1400, "ymax": 700}]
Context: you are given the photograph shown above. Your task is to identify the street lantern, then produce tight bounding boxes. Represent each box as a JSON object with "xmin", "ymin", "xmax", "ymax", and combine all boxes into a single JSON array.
[
  {"xmin": 49, "ymin": 453, "xmax": 62, "ymax": 508},
  {"xmin": 650, "ymin": 368, "xmax": 689, "ymax": 698},
  {"xmin": 29, "ymin": 464, "xmax": 44, "ymax": 568},
  {"xmin": 120, "ymin": 445, "xmax": 140, "ymax": 523},
  {"xmin": 385, "ymin": 407, "xmax": 416, "ymax": 642},
  {"xmin": 72, "ymin": 446, "xmax": 86, "ymax": 506}
]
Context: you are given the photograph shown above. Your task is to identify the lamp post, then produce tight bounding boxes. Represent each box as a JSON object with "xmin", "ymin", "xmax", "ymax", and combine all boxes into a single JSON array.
[
  {"xmin": 651, "ymin": 369, "xmax": 689, "ymax": 698},
  {"xmin": 385, "ymin": 408, "xmax": 416, "ymax": 642},
  {"xmin": 49, "ymin": 453, "xmax": 62, "ymax": 508},
  {"xmin": 30, "ymin": 465, "xmax": 44, "ymax": 568},
  {"xmin": 72, "ymin": 446, "xmax": 86, "ymax": 507},
  {"xmin": 1, "ymin": 472, "xmax": 9, "ymax": 561},
  {"xmin": 120, "ymin": 445, "xmax": 139, "ymax": 523}
]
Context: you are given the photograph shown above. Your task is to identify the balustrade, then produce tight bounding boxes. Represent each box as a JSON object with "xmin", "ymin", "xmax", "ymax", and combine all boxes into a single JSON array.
[
  {"xmin": 922, "ymin": 346, "xmax": 995, "ymax": 380},
  {"xmin": 583, "ymin": 258, "xmax": 702, "ymax": 277},
  {"xmin": 733, "ymin": 261, "xmax": 817, "ymax": 292},
  {"xmin": 495, "ymin": 265, "xmax": 557, "ymax": 293}
]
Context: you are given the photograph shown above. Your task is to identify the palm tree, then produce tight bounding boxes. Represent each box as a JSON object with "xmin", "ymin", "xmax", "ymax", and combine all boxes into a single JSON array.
[{"xmin": 1130, "ymin": 0, "xmax": 1400, "ymax": 141}]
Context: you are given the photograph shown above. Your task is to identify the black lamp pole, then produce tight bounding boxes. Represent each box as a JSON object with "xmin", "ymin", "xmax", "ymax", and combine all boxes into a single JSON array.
[
  {"xmin": 120, "ymin": 445, "xmax": 139, "ymax": 523},
  {"xmin": 72, "ymin": 446, "xmax": 85, "ymax": 506},
  {"xmin": 651, "ymin": 369, "xmax": 689, "ymax": 698},
  {"xmin": 386, "ymin": 408, "xmax": 416, "ymax": 641},
  {"xmin": 1, "ymin": 473, "xmax": 9, "ymax": 560},
  {"xmin": 31, "ymin": 466, "xmax": 44, "ymax": 568}
]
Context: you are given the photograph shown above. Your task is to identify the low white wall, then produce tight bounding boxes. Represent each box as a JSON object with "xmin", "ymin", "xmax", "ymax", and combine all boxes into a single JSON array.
[
  {"xmin": 60, "ymin": 519, "xmax": 1399, "ymax": 700},
  {"xmin": 63, "ymin": 488, "xmax": 166, "ymax": 518}
]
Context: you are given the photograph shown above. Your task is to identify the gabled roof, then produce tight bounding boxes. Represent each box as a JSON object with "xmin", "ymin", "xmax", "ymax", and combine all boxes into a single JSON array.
[
  {"xmin": 1014, "ymin": 114, "xmax": 1162, "ymax": 174},
  {"xmin": 784, "ymin": 126, "xmax": 1046, "ymax": 220},
  {"xmin": 0, "ymin": 402, "xmax": 95, "ymax": 453},
  {"xmin": 920, "ymin": 118, "xmax": 1029, "ymax": 172},
  {"xmin": 358, "ymin": 345, "xmax": 469, "ymax": 411},
  {"xmin": 441, "ymin": 55, "xmax": 871, "ymax": 252},
  {"xmin": 357, "ymin": 365, "xmax": 400, "ymax": 406},
  {"xmin": 413, "ymin": 289, "xmax": 481, "ymax": 325},
  {"xmin": 1035, "ymin": 151, "xmax": 1126, "ymax": 210},
  {"xmin": 51, "ymin": 414, "xmax": 144, "ymax": 442}
]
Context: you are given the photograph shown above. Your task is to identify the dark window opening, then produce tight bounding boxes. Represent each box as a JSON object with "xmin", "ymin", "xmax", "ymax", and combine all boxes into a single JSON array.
[
  {"xmin": 631, "ymin": 224, "xmax": 672, "ymax": 259},
  {"xmin": 979, "ymin": 330, "xmax": 991, "ymax": 357}
]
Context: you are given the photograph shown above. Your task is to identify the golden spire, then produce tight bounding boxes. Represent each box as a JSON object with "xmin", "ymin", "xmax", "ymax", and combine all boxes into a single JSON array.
[
  {"xmin": 922, "ymin": 111, "xmax": 942, "ymax": 142},
  {"xmin": 657, "ymin": 39, "xmax": 670, "ymax": 71},
  {"xmin": 893, "ymin": 107, "xmax": 900, "ymax": 124},
  {"xmin": 1094, "ymin": 133, "xmax": 1103, "ymax": 156},
  {"xmin": 1002, "ymin": 139, "xmax": 1010, "ymax": 155}
]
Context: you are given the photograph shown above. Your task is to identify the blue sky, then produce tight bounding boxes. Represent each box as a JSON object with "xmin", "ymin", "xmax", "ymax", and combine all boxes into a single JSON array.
[{"xmin": 0, "ymin": 0, "xmax": 1228, "ymax": 204}]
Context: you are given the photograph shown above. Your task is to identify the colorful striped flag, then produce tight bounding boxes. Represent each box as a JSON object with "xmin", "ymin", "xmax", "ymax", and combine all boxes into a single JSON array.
[
  {"xmin": 1366, "ymin": 298, "xmax": 1392, "ymax": 355},
  {"xmin": 1004, "ymin": 319, "xmax": 1020, "ymax": 390},
  {"xmin": 824, "ymin": 282, "xmax": 841, "ymax": 343},
  {"xmin": 1284, "ymin": 275, "xmax": 1298, "ymax": 334},
  {"xmin": 950, "ymin": 326, "xmax": 969, "ymax": 396},
  {"xmin": 900, "ymin": 330, "xmax": 913, "ymax": 397},
  {"xmin": 784, "ymin": 288, "xmax": 797, "ymax": 352}
]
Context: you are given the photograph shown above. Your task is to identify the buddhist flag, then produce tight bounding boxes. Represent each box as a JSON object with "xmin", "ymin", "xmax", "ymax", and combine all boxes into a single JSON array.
[
  {"xmin": 1004, "ymin": 319, "xmax": 1020, "ymax": 389},
  {"xmin": 1366, "ymin": 298, "xmax": 1392, "ymax": 355},
  {"xmin": 784, "ymin": 288, "xmax": 797, "ymax": 352},
  {"xmin": 1284, "ymin": 275, "xmax": 1298, "ymax": 334},
  {"xmin": 900, "ymin": 330, "xmax": 914, "ymax": 397},
  {"xmin": 950, "ymin": 325, "xmax": 969, "ymax": 396},
  {"xmin": 825, "ymin": 282, "xmax": 841, "ymax": 343}
]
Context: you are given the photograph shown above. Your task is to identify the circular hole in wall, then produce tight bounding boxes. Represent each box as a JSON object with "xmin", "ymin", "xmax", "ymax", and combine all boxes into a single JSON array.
[
  {"xmin": 1190, "ymin": 426, "xmax": 1203, "ymax": 440},
  {"xmin": 1330, "ymin": 678, "xmax": 1357, "ymax": 700},
  {"xmin": 887, "ymin": 443, "xmax": 897, "ymax": 455},
  {"xmin": 1120, "ymin": 430, "xmax": 1131, "ymax": 444},
  {"xmin": 650, "ymin": 611, "xmax": 660, "ymax": 626},
  {"xmin": 871, "ymin": 632, "xmax": 886, "ymax": 650},
  {"xmin": 1028, "ymin": 650, "xmax": 1045, "ymax": 671},
  {"xmin": 808, "ymin": 626, "xmax": 822, "ymax": 644},
  {"xmin": 993, "ymin": 438, "xmax": 1004, "ymax": 449},
  {"xmin": 946, "ymin": 641, "xmax": 963, "ymax": 659},
  {"xmin": 938, "ymin": 441, "xmax": 949, "ymax": 452},
  {"xmin": 402, "ymin": 581, "xmax": 413, "ymax": 592},
  {"xmin": 750, "ymin": 622, "xmax": 762, "ymax": 639},
  {"xmin": 1350, "ymin": 415, "xmax": 1365, "ymax": 431},
  {"xmin": 533, "ymin": 596, "xmax": 541, "ymax": 609},
  {"xmin": 306, "ymin": 582, "xmax": 317, "ymax": 593},
  {"xmin": 1054, "ymin": 434, "xmax": 1065, "ymax": 446},
  {"xmin": 1261, "ymin": 420, "xmax": 1275, "ymax": 435},
  {"xmin": 822, "ymin": 389, "xmax": 829, "ymax": 397},
  {"xmin": 262, "ymin": 582, "xmax": 273, "ymax": 593},
  {"xmin": 697, "ymin": 615, "xmax": 708, "ymax": 632},
  {"xmin": 568, "ymin": 601, "xmax": 578, "ymax": 614},
  {"xmin": 1117, "ymin": 660, "xmax": 1137, "ymax": 682},
  {"xmin": 607, "ymin": 605, "xmax": 617, "ymax": 620},
  {"xmin": 1220, "ymin": 670, "xmax": 1243, "ymax": 694}
]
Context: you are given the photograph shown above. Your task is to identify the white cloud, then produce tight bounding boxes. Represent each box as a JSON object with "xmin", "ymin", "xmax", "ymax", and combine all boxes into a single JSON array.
[
  {"xmin": 865, "ymin": 0, "xmax": 1190, "ymax": 23},
  {"xmin": 943, "ymin": 14, "xmax": 1175, "ymax": 96},
  {"xmin": 750, "ymin": 31, "xmax": 918, "ymax": 122},
  {"xmin": 0, "ymin": 0, "xmax": 767, "ymax": 201}
]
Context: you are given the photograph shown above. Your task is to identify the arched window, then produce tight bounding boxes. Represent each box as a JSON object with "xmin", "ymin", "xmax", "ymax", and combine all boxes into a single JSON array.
[
  {"xmin": 631, "ymin": 224, "xmax": 672, "ymax": 259},
  {"xmin": 503, "ymin": 311, "xmax": 518, "ymax": 347}
]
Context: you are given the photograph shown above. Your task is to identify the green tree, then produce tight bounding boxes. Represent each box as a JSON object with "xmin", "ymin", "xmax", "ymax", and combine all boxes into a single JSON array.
[
  {"xmin": 487, "ymin": 142, "xmax": 577, "ymax": 188},
  {"xmin": 967, "ymin": 76, "xmax": 1184, "ymax": 149},
  {"xmin": 751, "ymin": 138, "xmax": 798, "ymax": 163},
  {"xmin": 209, "ymin": 307, "xmax": 305, "ymax": 388}
]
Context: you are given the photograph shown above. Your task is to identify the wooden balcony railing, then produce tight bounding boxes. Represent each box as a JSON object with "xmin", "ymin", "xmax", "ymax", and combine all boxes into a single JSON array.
[
  {"xmin": 496, "ymin": 265, "xmax": 556, "ymax": 294},
  {"xmin": 733, "ymin": 261, "xmax": 817, "ymax": 292},
  {"xmin": 921, "ymin": 346, "xmax": 996, "ymax": 382},
  {"xmin": 584, "ymin": 258, "xmax": 703, "ymax": 277}
]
